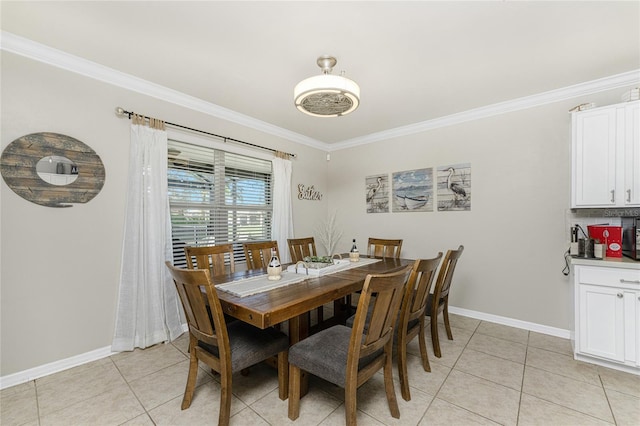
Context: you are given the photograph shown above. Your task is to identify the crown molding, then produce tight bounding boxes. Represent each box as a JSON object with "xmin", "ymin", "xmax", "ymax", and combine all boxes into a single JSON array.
[
  {"xmin": 2, "ymin": 31, "xmax": 638, "ymax": 152},
  {"xmin": 331, "ymin": 69, "xmax": 640, "ymax": 151},
  {"xmin": 0, "ymin": 31, "xmax": 327, "ymax": 151}
]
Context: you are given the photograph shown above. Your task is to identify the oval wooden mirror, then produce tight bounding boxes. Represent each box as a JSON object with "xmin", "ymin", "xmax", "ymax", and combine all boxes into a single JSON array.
[{"xmin": 1, "ymin": 132, "xmax": 105, "ymax": 208}]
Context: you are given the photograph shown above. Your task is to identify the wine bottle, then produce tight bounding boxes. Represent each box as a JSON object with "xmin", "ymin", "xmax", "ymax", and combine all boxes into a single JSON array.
[
  {"xmin": 267, "ymin": 248, "xmax": 282, "ymax": 280},
  {"xmin": 349, "ymin": 239, "xmax": 359, "ymax": 262},
  {"xmin": 268, "ymin": 248, "xmax": 281, "ymax": 267}
]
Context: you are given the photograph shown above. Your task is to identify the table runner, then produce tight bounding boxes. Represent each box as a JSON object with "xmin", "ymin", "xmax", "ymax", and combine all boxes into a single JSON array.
[{"xmin": 216, "ymin": 258, "xmax": 380, "ymax": 297}]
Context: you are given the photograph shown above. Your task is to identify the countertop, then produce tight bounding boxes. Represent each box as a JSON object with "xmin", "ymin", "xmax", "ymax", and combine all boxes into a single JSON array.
[{"xmin": 571, "ymin": 256, "xmax": 640, "ymax": 270}]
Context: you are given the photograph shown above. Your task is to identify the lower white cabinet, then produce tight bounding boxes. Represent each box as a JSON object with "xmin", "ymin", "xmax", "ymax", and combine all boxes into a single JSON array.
[{"xmin": 573, "ymin": 262, "xmax": 640, "ymax": 373}]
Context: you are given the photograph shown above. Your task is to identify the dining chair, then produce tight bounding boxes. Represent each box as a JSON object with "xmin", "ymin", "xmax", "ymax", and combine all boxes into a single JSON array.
[
  {"xmin": 243, "ymin": 240, "xmax": 280, "ymax": 269},
  {"xmin": 287, "ymin": 237, "xmax": 327, "ymax": 326},
  {"xmin": 184, "ymin": 243, "xmax": 235, "ymax": 275},
  {"xmin": 427, "ymin": 245, "xmax": 464, "ymax": 358},
  {"xmin": 396, "ymin": 254, "xmax": 442, "ymax": 400},
  {"xmin": 367, "ymin": 237, "xmax": 403, "ymax": 258},
  {"xmin": 288, "ymin": 265, "xmax": 413, "ymax": 425},
  {"xmin": 287, "ymin": 237, "xmax": 317, "ymax": 262},
  {"xmin": 165, "ymin": 262, "xmax": 289, "ymax": 426},
  {"xmin": 347, "ymin": 237, "xmax": 404, "ymax": 313},
  {"xmin": 345, "ymin": 254, "xmax": 443, "ymax": 401}
]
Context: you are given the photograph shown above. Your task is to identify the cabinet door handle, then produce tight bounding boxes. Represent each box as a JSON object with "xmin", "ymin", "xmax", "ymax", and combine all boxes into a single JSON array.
[
  {"xmin": 627, "ymin": 189, "xmax": 632, "ymax": 203},
  {"xmin": 617, "ymin": 293, "xmax": 623, "ymax": 298},
  {"xmin": 611, "ymin": 190, "xmax": 615, "ymax": 203},
  {"xmin": 620, "ymin": 279, "xmax": 640, "ymax": 284}
]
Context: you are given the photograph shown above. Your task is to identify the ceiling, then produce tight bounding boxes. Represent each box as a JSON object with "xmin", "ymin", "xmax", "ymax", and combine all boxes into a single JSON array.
[{"xmin": 2, "ymin": 1, "xmax": 639, "ymax": 149}]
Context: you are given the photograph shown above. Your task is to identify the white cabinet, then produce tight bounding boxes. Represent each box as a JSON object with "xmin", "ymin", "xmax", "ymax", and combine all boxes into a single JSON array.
[
  {"xmin": 574, "ymin": 262, "xmax": 640, "ymax": 373},
  {"xmin": 572, "ymin": 100, "xmax": 640, "ymax": 208}
]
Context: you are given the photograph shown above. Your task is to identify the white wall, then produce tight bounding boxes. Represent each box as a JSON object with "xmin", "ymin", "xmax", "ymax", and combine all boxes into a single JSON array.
[
  {"xmin": 0, "ymin": 52, "xmax": 328, "ymax": 376},
  {"xmin": 327, "ymin": 89, "xmax": 636, "ymax": 330}
]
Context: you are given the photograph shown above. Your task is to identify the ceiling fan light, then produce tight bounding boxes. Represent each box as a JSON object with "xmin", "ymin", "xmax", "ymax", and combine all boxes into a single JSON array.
[{"xmin": 294, "ymin": 57, "xmax": 360, "ymax": 117}]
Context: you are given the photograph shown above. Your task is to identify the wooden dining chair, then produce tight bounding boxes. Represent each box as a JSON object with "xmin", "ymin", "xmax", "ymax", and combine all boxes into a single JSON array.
[
  {"xmin": 287, "ymin": 237, "xmax": 327, "ymax": 325},
  {"xmin": 288, "ymin": 265, "xmax": 413, "ymax": 425},
  {"xmin": 367, "ymin": 237, "xmax": 403, "ymax": 258},
  {"xmin": 243, "ymin": 240, "xmax": 280, "ymax": 269},
  {"xmin": 347, "ymin": 237, "xmax": 404, "ymax": 313},
  {"xmin": 344, "ymin": 254, "xmax": 443, "ymax": 401},
  {"xmin": 396, "ymin": 254, "xmax": 442, "ymax": 401},
  {"xmin": 165, "ymin": 262, "xmax": 289, "ymax": 426},
  {"xmin": 184, "ymin": 243, "xmax": 235, "ymax": 275},
  {"xmin": 427, "ymin": 245, "xmax": 464, "ymax": 358},
  {"xmin": 287, "ymin": 237, "xmax": 317, "ymax": 262}
]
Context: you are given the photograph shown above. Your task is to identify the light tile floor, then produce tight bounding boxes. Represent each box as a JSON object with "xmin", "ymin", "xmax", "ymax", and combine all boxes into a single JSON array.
[{"xmin": 2, "ymin": 314, "xmax": 639, "ymax": 425}]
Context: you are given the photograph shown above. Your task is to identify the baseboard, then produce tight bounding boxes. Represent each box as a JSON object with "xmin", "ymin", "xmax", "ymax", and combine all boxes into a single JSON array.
[
  {"xmin": 0, "ymin": 346, "xmax": 115, "ymax": 390},
  {"xmin": 449, "ymin": 306, "xmax": 571, "ymax": 339},
  {"xmin": 0, "ymin": 312, "xmax": 569, "ymax": 391}
]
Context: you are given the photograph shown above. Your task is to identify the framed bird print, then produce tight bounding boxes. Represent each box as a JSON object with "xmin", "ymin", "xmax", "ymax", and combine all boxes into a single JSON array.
[
  {"xmin": 437, "ymin": 163, "xmax": 471, "ymax": 211},
  {"xmin": 365, "ymin": 174, "xmax": 389, "ymax": 213},
  {"xmin": 392, "ymin": 168, "xmax": 433, "ymax": 212}
]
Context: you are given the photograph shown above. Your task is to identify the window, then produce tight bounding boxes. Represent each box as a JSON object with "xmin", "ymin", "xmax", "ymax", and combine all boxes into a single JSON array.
[{"xmin": 168, "ymin": 139, "xmax": 273, "ymax": 267}]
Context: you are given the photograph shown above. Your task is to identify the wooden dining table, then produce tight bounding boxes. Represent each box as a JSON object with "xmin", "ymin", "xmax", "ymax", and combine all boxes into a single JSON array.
[
  {"xmin": 211, "ymin": 255, "xmax": 414, "ymax": 396},
  {"xmin": 213, "ymin": 255, "xmax": 413, "ymax": 340}
]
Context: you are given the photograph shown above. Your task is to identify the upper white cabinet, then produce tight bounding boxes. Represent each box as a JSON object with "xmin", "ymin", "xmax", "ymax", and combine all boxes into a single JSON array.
[{"xmin": 572, "ymin": 100, "xmax": 640, "ymax": 208}]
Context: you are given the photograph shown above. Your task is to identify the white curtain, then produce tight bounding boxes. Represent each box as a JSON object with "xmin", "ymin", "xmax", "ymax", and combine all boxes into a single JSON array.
[
  {"xmin": 112, "ymin": 118, "xmax": 183, "ymax": 352},
  {"xmin": 271, "ymin": 154, "xmax": 294, "ymax": 263}
]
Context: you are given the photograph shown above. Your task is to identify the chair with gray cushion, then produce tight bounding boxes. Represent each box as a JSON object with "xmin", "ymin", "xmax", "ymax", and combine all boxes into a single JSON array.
[
  {"xmin": 427, "ymin": 245, "xmax": 464, "ymax": 358},
  {"xmin": 345, "ymin": 254, "xmax": 443, "ymax": 401},
  {"xmin": 166, "ymin": 262, "xmax": 289, "ymax": 426},
  {"xmin": 288, "ymin": 265, "xmax": 412, "ymax": 425}
]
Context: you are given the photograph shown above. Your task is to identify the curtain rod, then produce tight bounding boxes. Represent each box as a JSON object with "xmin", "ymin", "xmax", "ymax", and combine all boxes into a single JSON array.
[{"xmin": 114, "ymin": 107, "xmax": 296, "ymax": 158}]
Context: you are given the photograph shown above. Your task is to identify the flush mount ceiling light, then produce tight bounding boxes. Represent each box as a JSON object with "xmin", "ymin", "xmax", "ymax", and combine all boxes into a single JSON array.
[{"xmin": 294, "ymin": 55, "xmax": 360, "ymax": 117}]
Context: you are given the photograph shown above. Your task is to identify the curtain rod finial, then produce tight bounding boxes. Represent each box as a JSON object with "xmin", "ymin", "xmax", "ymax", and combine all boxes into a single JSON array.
[{"xmin": 115, "ymin": 107, "xmax": 125, "ymax": 117}]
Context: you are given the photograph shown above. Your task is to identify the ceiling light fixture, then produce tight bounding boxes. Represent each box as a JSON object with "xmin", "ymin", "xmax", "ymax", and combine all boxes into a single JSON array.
[{"xmin": 294, "ymin": 55, "xmax": 360, "ymax": 117}]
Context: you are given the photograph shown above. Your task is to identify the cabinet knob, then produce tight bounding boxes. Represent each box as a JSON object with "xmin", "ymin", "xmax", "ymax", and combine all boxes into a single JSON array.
[
  {"xmin": 620, "ymin": 279, "xmax": 640, "ymax": 284},
  {"xmin": 617, "ymin": 293, "xmax": 623, "ymax": 298},
  {"xmin": 627, "ymin": 189, "xmax": 632, "ymax": 203},
  {"xmin": 610, "ymin": 190, "xmax": 615, "ymax": 203}
]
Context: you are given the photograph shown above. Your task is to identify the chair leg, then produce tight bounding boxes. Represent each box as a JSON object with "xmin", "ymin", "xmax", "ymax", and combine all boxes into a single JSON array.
[
  {"xmin": 345, "ymin": 376, "xmax": 358, "ymax": 426},
  {"xmin": 418, "ymin": 318, "xmax": 431, "ymax": 372},
  {"xmin": 288, "ymin": 364, "xmax": 301, "ymax": 420},
  {"xmin": 181, "ymin": 341, "xmax": 199, "ymax": 409},
  {"xmin": 443, "ymin": 300, "xmax": 453, "ymax": 340},
  {"xmin": 218, "ymin": 368, "xmax": 232, "ymax": 426},
  {"xmin": 397, "ymin": 337, "xmax": 411, "ymax": 401},
  {"xmin": 430, "ymin": 311, "xmax": 442, "ymax": 358},
  {"xmin": 277, "ymin": 350, "xmax": 289, "ymax": 400},
  {"xmin": 383, "ymin": 346, "xmax": 400, "ymax": 419},
  {"xmin": 317, "ymin": 306, "xmax": 324, "ymax": 324}
]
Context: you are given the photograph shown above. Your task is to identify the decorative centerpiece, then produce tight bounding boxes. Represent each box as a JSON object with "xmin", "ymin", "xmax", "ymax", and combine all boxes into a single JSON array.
[{"xmin": 303, "ymin": 255, "xmax": 334, "ymax": 269}]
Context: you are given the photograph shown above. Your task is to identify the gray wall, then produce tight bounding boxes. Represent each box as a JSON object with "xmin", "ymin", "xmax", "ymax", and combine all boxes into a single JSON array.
[
  {"xmin": 1, "ymin": 49, "xmax": 636, "ymax": 378},
  {"xmin": 0, "ymin": 53, "xmax": 328, "ymax": 376},
  {"xmin": 327, "ymin": 89, "xmax": 634, "ymax": 330}
]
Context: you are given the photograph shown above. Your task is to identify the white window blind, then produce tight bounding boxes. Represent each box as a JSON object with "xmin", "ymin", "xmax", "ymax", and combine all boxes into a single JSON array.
[{"xmin": 168, "ymin": 139, "xmax": 273, "ymax": 267}]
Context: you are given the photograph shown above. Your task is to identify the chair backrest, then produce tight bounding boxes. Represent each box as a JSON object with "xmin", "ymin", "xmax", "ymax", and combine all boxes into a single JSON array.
[
  {"xmin": 243, "ymin": 240, "xmax": 280, "ymax": 269},
  {"xmin": 398, "ymin": 254, "xmax": 443, "ymax": 332},
  {"xmin": 184, "ymin": 244, "xmax": 235, "ymax": 276},
  {"xmin": 348, "ymin": 265, "xmax": 413, "ymax": 369},
  {"xmin": 165, "ymin": 261, "xmax": 230, "ymax": 357},
  {"xmin": 367, "ymin": 238, "xmax": 403, "ymax": 258},
  {"xmin": 433, "ymin": 245, "xmax": 464, "ymax": 302},
  {"xmin": 287, "ymin": 237, "xmax": 317, "ymax": 262}
]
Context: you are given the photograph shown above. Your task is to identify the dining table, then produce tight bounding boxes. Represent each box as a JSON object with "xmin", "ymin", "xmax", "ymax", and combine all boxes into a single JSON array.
[{"xmin": 210, "ymin": 254, "xmax": 414, "ymax": 396}]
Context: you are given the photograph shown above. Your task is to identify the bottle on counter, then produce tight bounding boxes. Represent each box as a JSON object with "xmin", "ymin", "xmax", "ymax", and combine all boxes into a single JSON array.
[{"xmin": 349, "ymin": 238, "xmax": 360, "ymax": 262}]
